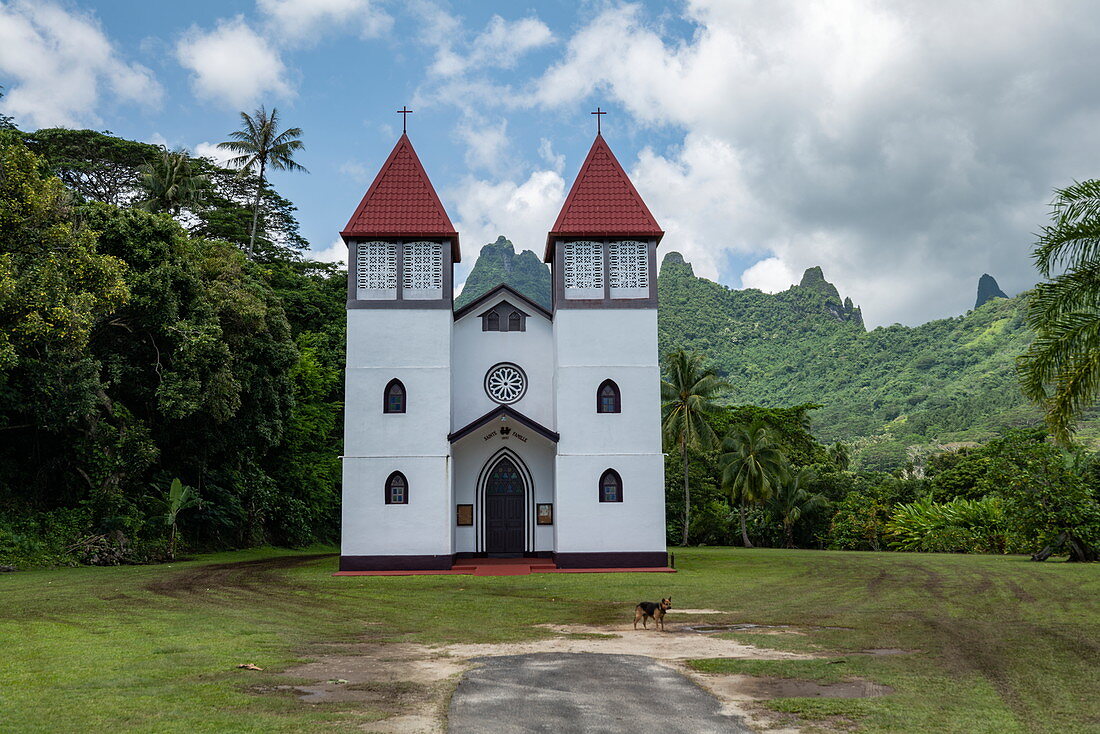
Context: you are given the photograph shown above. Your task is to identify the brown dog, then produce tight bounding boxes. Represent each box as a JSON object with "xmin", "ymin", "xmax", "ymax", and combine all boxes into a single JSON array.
[{"xmin": 633, "ymin": 597, "xmax": 672, "ymax": 631}]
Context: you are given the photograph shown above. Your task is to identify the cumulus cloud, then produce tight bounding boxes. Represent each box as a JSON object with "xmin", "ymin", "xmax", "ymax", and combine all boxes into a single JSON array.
[
  {"xmin": 429, "ymin": 14, "xmax": 554, "ymax": 78},
  {"xmin": 741, "ymin": 257, "xmax": 798, "ymax": 293},
  {"xmin": 193, "ymin": 141, "xmax": 235, "ymax": 167},
  {"xmin": 256, "ymin": 0, "xmax": 391, "ymax": 44},
  {"xmin": 0, "ymin": 1, "xmax": 161, "ymax": 128},
  {"xmin": 449, "ymin": 169, "xmax": 566, "ymax": 266},
  {"xmin": 310, "ymin": 237, "xmax": 348, "ymax": 265},
  {"xmin": 176, "ymin": 16, "xmax": 293, "ymax": 109},
  {"xmin": 524, "ymin": 0, "xmax": 1100, "ymax": 326}
]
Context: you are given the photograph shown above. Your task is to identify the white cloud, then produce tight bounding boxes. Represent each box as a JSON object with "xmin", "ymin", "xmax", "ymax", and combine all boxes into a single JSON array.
[
  {"xmin": 256, "ymin": 0, "xmax": 391, "ymax": 44},
  {"xmin": 176, "ymin": 16, "xmax": 293, "ymax": 109},
  {"xmin": 457, "ymin": 118, "xmax": 510, "ymax": 174},
  {"xmin": 310, "ymin": 237, "xmax": 348, "ymax": 265},
  {"xmin": 194, "ymin": 141, "xmax": 235, "ymax": 167},
  {"xmin": 0, "ymin": 0, "xmax": 161, "ymax": 128},
  {"xmin": 449, "ymin": 169, "xmax": 566, "ymax": 263},
  {"xmin": 339, "ymin": 160, "xmax": 370, "ymax": 182},
  {"xmin": 741, "ymin": 257, "xmax": 797, "ymax": 293},
  {"xmin": 429, "ymin": 14, "xmax": 554, "ymax": 78},
  {"xmin": 523, "ymin": 0, "xmax": 1100, "ymax": 326}
]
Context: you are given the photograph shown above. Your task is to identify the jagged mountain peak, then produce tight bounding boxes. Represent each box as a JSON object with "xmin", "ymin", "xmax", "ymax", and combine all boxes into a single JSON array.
[
  {"xmin": 975, "ymin": 274, "xmax": 1009, "ymax": 308},
  {"xmin": 454, "ymin": 236, "xmax": 551, "ymax": 310}
]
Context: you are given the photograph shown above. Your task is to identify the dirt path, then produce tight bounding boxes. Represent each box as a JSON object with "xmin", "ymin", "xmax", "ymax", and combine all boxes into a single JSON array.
[{"xmin": 145, "ymin": 553, "xmax": 332, "ymax": 598}]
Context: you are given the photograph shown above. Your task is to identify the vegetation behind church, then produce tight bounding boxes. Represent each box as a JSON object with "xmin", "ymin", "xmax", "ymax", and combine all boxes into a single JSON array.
[{"xmin": 1, "ymin": 125, "xmax": 1097, "ymax": 566}]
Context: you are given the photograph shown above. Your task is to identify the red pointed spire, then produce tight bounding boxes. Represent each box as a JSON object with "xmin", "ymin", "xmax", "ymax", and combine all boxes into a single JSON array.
[
  {"xmin": 341, "ymin": 134, "xmax": 461, "ymax": 261},
  {"xmin": 544, "ymin": 134, "xmax": 663, "ymax": 261}
]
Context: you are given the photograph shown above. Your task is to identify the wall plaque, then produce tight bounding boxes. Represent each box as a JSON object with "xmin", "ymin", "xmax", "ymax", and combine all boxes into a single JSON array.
[
  {"xmin": 457, "ymin": 504, "xmax": 473, "ymax": 526},
  {"xmin": 536, "ymin": 503, "xmax": 553, "ymax": 526}
]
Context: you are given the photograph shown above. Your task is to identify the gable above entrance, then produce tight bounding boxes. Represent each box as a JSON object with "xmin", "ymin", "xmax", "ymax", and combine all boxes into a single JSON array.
[
  {"xmin": 448, "ymin": 404, "xmax": 559, "ymax": 444},
  {"xmin": 452, "ymin": 283, "xmax": 553, "ymax": 322}
]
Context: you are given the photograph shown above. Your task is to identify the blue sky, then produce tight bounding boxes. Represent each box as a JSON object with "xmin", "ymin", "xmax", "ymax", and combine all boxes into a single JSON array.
[{"xmin": 2, "ymin": 0, "xmax": 1100, "ymax": 326}]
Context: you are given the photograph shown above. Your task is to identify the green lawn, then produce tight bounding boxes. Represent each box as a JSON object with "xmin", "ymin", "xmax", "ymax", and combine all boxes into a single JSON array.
[{"xmin": 0, "ymin": 548, "xmax": 1097, "ymax": 733}]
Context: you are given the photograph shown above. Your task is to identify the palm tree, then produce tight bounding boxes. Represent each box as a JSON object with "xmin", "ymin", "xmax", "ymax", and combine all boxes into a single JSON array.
[
  {"xmin": 217, "ymin": 106, "xmax": 307, "ymax": 257},
  {"xmin": 1017, "ymin": 179, "xmax": 1100, "ymax": 443},
  {"xmin": 661, "ymin": 350, "xmax": 728, "ymax": 546},
  {"xmin": 828, "ymin": 441, "xmax": 850, "ymax": 470},
  {"xmin": 769, "ymin": 467, "xmax": 828, "ymax": 548},
  {"xmin": 137, "ymin": 149, "xmax": 208, "ymax": 215},
  {"xmin": 720, "ymin": 420, "xmax": 787, "ymax": 547}
]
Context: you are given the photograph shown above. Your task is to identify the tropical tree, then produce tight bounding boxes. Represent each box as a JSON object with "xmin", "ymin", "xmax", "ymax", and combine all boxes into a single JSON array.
[
  {"xmin": 769, "ymin": 467, "xmax": 828, "ymax": 548},
  {"xmin": 217, "ymin": 106, "xmax": 307, "ymax": 257},
  {"xmin": 1017, "ymin": 179, "xmax": 1100, "ymax": 443},
  {"xmin": 160, "ymin": 478, "xmax": 201, "ymax": 560},
  {"xmin": 828, "ymin": 441, "xmax": 850, "ymax": 470},
  {"xmin": 661, "ymin": 350, "xmax": 728, "ymax": 545},
  {"xmin": 137, "ymin": 149, "xmax": 208, "ymax": 215},
  {"xmin": 721, "ymin": 420, "xmax": 788, "ymax": 547}
]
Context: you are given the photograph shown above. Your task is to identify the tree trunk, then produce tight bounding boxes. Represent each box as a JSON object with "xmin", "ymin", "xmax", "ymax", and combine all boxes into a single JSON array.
[
  {"xmin": 739, "ymin": 504, "xmax": 753, "ymax": 548},
  {"xmin": 784, "ymin": 522, "xmax": 794, "ymax": 548},
  {"xmin": 247, "ymin": 160, "xmax": 265, "ymax": 258},
  {"xmin": 681, "ymin": 439, "xmax": 690, "ymax": 546},
  {"xmin": 168, "ymin": 523, "xmax": 177, "ymax": 561}
]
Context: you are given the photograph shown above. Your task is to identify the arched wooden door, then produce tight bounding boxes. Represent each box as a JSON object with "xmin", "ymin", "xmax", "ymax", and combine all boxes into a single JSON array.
[{"xmin": 485, "ymin": 457, "xmax": 525, "ymax": 556}]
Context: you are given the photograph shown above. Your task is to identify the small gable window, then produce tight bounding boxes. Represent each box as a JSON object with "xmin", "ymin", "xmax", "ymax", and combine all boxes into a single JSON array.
[
  {"xmin": 384, "ymin": 379, "xmax": 406, "ymax": 414},
  {"xmin": 385, "ymin": 472, "xmax": 408, "ymax": 504},
  {"xmin": 597, "ymin": 379, "xmax": 621, "ymax": 413},
  {"xmin": 481, "ymin": 300, "xmax": 529, "ymax": 332},
  {"xmin": 599, "ymin": 469, "xmax": 623, "ymax": 503}
]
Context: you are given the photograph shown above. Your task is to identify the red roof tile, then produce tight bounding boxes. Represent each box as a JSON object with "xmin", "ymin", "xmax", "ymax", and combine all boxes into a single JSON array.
[
  {"xmin": 545, "ymin": 134, "xmax": 663, "ymax": 261},
  {"xmin": 341, "ymin": 134, "xmax": 461, "ymax": 261}
]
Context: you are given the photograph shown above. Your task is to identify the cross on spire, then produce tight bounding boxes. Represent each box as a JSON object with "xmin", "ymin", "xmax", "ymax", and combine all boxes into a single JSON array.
[
  {"xmin": 591, "ymin": 106, "xmax": 607, "ymax": 135},
  {"xmin": 396, "ymin": 105, "xmax": 413, "ymax": 133}
]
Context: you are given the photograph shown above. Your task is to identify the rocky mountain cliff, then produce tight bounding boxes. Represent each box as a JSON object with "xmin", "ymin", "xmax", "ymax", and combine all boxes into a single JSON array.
[
  {"xmin": 975, "ymin": 273, "xmax": 1009, "ymax": 308},
  {"xmin": 455, "ymin": 236, "xmax": 551, "ymax": 310}
]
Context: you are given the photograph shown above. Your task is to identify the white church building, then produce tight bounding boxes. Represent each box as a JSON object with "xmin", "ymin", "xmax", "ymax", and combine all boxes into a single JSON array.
[{"xmin": 339, "ymin": 130, "xmax": 668, "ymax": 571}]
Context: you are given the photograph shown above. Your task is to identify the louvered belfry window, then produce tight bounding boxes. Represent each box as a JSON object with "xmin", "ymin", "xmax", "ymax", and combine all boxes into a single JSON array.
[
  {"xmin": 402, "ymin": 241, "xmax": 443, "ymax": 298},
  {"xmin": 609, "ymin": 240, "xmax": 648, "ymax": 298},
  {"xmin": 563, "ymin": 240, "xmax": 604, "ymax": 299},
  {"xmin": 356, "ymin": 241, "xmax": 397, "ymax": 299}
]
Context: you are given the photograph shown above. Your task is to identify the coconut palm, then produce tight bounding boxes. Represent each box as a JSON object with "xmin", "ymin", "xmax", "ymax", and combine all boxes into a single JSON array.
[
  {"xmin": 720, "ymin": 420, "xmax": 787, "ymax": 547},
  {"xmin": 217, "ymin": 106, "xmax": 307, "ymax": 257},
  {"xmin": 661, "ymin": 350, "xmax": 728, "ymax": 545},
  {"xmin": 137, "ymin": 149, "xmax": 208, "ymax": 215},
  {"xmin": 828, "ymin": 441, "xmax": 850, "ymax": 470},
  {"xmin": 769, "ymin": 467, "xmax": 828, "ymax": 548},
  {"xmin": 1017, "ymin": 179, "xmax": 1100, "ymax": 443}
]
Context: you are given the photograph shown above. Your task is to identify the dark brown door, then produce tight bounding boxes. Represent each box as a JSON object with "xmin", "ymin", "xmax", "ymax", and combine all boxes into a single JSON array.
[{"xmin": 485, "ymin": 458, "xmax": 525, "ymax": 556}]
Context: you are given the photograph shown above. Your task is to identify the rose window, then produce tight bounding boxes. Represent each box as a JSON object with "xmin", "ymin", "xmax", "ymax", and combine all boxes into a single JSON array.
[{"xmin": 484, "ymin": 363, "xmax": 527, "ymax": 404}]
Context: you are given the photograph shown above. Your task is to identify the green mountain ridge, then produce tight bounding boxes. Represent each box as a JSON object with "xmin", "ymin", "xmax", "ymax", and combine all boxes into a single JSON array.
[
  {"xmin": 458, "ymin": 241, "xmax": 1096, "ymax": 467},
  {"xmin": 455, "ymin": 236, "xmax": 551, "ymax": 310}
]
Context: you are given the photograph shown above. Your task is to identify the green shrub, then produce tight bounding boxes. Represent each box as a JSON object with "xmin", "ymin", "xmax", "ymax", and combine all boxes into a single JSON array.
[{"xmin": 886, "ymin": 497, "xmax": 1006, "ymax": 553}]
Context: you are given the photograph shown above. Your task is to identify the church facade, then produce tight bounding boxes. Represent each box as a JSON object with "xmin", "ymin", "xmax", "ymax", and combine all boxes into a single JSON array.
[{"xmin": 339, "ymin": 131, "xmax": 668, "ymax": 571}]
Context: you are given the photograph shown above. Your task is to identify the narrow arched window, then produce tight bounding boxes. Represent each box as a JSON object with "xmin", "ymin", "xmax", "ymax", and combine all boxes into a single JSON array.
[
  {"xmin": 597, "ymin": 379, "xmax": 621, "ymax": 413},
  {"xmin": 487, "ymin": 311, "xmax": 500, "ymax": 331},
  {"xmin": 599, "ymin": 469, "xmax": 623, "ymax": 502},
  {"xmin": 508, "ymin": 311, "xmax": 522, "ymax": 331},
  {"xmin": 384, "ymin": 379, "xmax": 406, "ymax": 413},
  {"xmin": 385, "ymin": 471, "xmax": 408, "ymax": 504}
]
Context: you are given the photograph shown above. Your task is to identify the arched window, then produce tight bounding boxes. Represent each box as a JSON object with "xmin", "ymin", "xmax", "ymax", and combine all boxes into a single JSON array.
[
  {"xmin": 384, "ymin": 379, "xmax": 406, "ymax": 414},
  {"xmin": 599, "ymin": 469, "xmax": 623, "ymax": 502},
  {"xmin": 508, "ymin": 311, "xmax": 522, "ymax": 331},
  {"xmin": 487, "ymin": 311, "xmax": 500, "ymax": 331},
  {"xmin": 385, "ymin": 471, "xmax": 408, "ymax": 504},
  {"xmin": 597, "ymin": 379, "xmax": 621, "ymax": 413}
]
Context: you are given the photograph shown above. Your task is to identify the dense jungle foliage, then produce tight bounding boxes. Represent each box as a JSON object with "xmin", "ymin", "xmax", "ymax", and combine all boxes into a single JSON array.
[
  {"xmin": 1, "ymin": 124, "xmax": 1097, "ymax": 567},
  {"xmin": 0, "ymin": 128, "xmax": 345, "ymax": 567}
]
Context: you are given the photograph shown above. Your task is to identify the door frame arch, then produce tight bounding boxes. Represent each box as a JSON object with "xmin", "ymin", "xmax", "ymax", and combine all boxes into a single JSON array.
[{"xmin": 475, "ymin": 447, "xmax": 535, "ymax": 554}]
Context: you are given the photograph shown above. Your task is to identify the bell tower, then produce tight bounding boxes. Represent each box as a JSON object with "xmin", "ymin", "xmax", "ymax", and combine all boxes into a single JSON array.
[
  {"xmin": 546, "ymin": 132, "xmax": 668, "ymax": 568},
  {"xmin": 339, "ymin": 132, "xmax": 460, "ymax": 571}
]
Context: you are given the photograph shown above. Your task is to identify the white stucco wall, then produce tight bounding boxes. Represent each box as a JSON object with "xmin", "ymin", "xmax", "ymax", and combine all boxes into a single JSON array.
[
  {"xmin": 451, "ymin": 294, "xmax": 554, "ymax": 431},
  {"xmin": 342, "ymin": 308, "xmax": 453, "ymax": 558},
  {"xmin": 450, "ymin": 428, "xmax": 556, "ymax": 554},
  {"xmin": 552, "ymin": 307, "xmax": 666, "ymax": 555},
  {"xmin": 341, "ymin": 456, "xmax": 452, "ymax": 556}
]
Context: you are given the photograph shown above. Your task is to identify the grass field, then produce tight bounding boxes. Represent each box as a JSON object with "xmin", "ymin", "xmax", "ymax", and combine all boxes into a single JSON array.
[{"xmin": 0, "ymin": 547, "xmax": 1097, "ymax": 733}]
